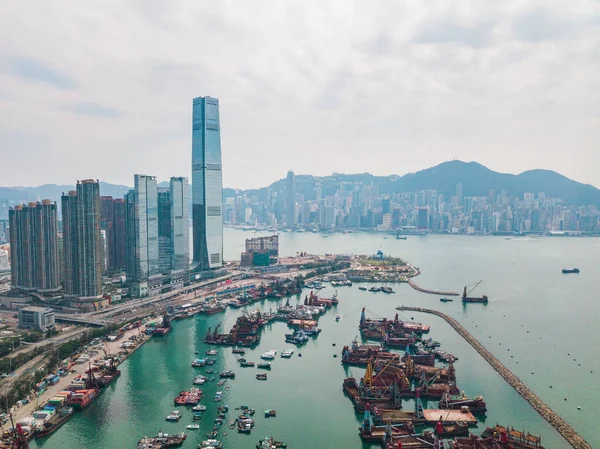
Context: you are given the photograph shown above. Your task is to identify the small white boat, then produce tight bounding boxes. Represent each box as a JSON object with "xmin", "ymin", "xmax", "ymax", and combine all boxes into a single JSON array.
[
  {"xmin": 193, "ymin": 404, "xmax": 207, "ymax": 411},
  {"xmin": 186, "ymin": 423, "xmax": 200, "ymax": 429},
  {"xmin": 281, "ymin": 349, "xmax": 294, "ymax": 358},
  {"xmin": 165, "ymin": 410, "xmax": 182, "ymax": 421},
  {"xmin": 206, "ymin": 349, "xmax": 217, "ymax": 356},
  {"xmin": 260, "ymin": 349, "xmax": 277, "ymax": 360},
  {"xmin": 194, "ymin": 375, "xmax": 207, "ymax": 385}
]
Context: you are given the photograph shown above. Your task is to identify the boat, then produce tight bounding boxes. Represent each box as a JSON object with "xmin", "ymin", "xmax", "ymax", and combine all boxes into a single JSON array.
[
  {"xmin": 462, "ymin": 281, "xmax": 489, "ymax": 303},
  {"xmin": 137, "ymin": 431, "xmax": 186, "ymax": 449},
  {"xmin": 206, "ymin": 369, "xmax": 214, "ymax": 374},
  {"xmin": 240, "ymin": 361, "xmax": 256, "ymax": 367},
  {"xmin": 440, "ymin": 297, "xmax": 454, "ymax": 303},
  {"xmin": 285, "ymin": 329, "xmax": 309, "ymax": 345},
  {"xmin": 192, "ymin": 358, "xmax": 207, "ymax": 367},
  {"xmin": 256, "ymin": 373, "xmax": 268, "ymax": 380},
  {"xmin": 369, "ymin": 286, "xmax": 380, "ymax": 292},
  {"xmin": 396, "ymin": 236, "xmax": 407, "ymax": 240},
  {"xmin": 206, "ymin": 349, "xmax": 218, "ymax": 356},
  {"xmin": 68, "ymin": 388, "xmax": 98, "ymax": 410},
  {"xmin": 280, "ymin": 349, "xmax": 294, "ymax": 358},
  {"xmin": 256, "ymin": 436, "xmax": 288, "ymax": 449},
  {"xmin": 219, "ymin": 370, "xmax": 236, "ymax": 378},
  {"xmin": 35, "ymin": 406, "xmax": 74, "ymax": 438},
  {"xmin": 194, "ymin": 375, "xmax": 207, "ymax": 385},
  {"xmin": 206, "ymin": 359, "xmax": 216, "ymax": 365},
  {"xmin": 435, "ymin": 420, "xmax": 469, "ymax": 437},
  {"xmin": 193, "ymin": 404, "xmax": 207, "ymax": 411},
  {"xmin": 193, "ymin": 412, "xmax": 203, "ymax": 420},
  {"xmin": 264, "ymin": 409, "xmax": 277, "ymax": 417},
  {"xmin": 232, "ymin": 348, "xmax": 246, "ymax": 355},
  {"xmin": 186, "ymin": 423, "xmax": 200, "ymax": 430},
  {"xmin": 217, "ymin": 380, "xmax": 227, "ymax": 386},
  {"xmin": 335, "ymin": 315, "xmax": 341, "ymax": 322},
  {"xmin": 358, "ymin": 286, "xmax": 367, "ymax": 291},
  {"xmin": 257, "ymin": 362, "xmax": 272, "ymax": 370},
  {"xmin": 260, "ymin": 350, "xmax": 277, "ymax": 360},
  {"xmin": 165, "ymin": 410, "xmax": 182, "ymax": 421},
  {"xmin": 562, "ymin": 268, "xmax": 580, "ymax": 274},
  {"xmin": 200, "ymin": 439, "xmax": 223, "ymax": 448}
]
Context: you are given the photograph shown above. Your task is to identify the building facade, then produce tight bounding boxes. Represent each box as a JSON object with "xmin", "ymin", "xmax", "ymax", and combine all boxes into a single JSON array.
[
  {"xmin": 192, "ymin": 96, "xmax": 223, "ymax": 270},
  {"xmin": 8, "ymin": 201, "xmax": 60, "ymax": 293},
  {"xmin": 169, "ymin": 177, "xmax": 189, "ymax": 272},
  {"xmin": 286, "ymin": 170, "xmax": 296, "ymax": 228},
  {"xmin": 76, "ymin": 180, "xmax": 103, "ymax": 298},
  {"xmin": 61, "ymin": 191, "xmax": 79, "ymax": 295},
  {"xmin": 18, "ymin": 306, "xmax": 55, "ymax": 331}
]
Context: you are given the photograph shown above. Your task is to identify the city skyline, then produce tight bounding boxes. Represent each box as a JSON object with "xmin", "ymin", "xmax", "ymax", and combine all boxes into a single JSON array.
[{"xmin": 1, "ymin": 2, "xmax": 599, "ymax": 189}]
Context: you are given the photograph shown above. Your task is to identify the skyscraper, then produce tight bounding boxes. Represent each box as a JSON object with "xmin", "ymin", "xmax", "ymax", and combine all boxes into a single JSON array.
[
  {"xmin": 61, "ymin": 191, "xmax": 79, "ymax": 295},
  {"xmin": 125, "ymin": 175, "xmax": 159, "ymax": 297},
  {"xmin": 456, "ymin": 183, "xmax": 463, "ymax": 205},
  {"xmin": 286, "ymin": 170, "xmax": 296, "ymax": 228},
  {"xmin": 192, "ymin": 96, "xmax": 223, "ymax": 270},
  {"xmin": 75, "ymin": 179, "xmax": 102, "ymax": 298},
  {"xmin": 157, "ymin": 188, "xmax": 172, "ymax": 274},
  {"xmin": 170, "ymin": 177, "xmax": 189, "ymax": 272},
  {"xmin": 113, "ymin": 199, "xmax": 126, "ymax": 270},
  {"xmin": 8, "ymin": 200, "xmax": 60, "ymax": 293}
]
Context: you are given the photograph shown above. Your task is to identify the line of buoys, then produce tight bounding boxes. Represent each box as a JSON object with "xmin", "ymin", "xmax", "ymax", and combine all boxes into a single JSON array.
[{"xmin": 396, "ymin": 305, "xmax": 593, "ymax": 449}]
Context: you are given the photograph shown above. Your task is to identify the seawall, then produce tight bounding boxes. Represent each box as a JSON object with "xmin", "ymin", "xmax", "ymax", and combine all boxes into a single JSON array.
[{"xmin": 396, "ymin": 306, "xmax": 591, "ymax": 449}]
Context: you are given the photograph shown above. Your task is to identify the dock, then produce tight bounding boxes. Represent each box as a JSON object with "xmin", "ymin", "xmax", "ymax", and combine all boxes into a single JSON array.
[
  {"xmin": 422, "ymin": 409, "xmax": 477, "ymax": 425},
  {"xmin": 396, "ymin": 306, "xmax": 592, "ymax": 449},
  {"xmin": 407, "ymin": 279, "xmax": 460, "ymax": 296}
]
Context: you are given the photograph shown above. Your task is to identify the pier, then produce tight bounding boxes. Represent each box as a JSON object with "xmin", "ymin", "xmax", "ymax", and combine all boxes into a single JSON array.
[
  {"xmin": 396, "ymin": 306, "xmax": 592, "ymax": 449},
  {"xmin": 407, "ymin": 279, "xmax": 460, "ymax": 296}
]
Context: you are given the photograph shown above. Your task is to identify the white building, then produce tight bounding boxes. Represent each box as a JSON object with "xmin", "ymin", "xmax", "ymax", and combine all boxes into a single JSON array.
[{"xmin": 18, "ymin": 306, "xmax": 55, "ymax": 331}]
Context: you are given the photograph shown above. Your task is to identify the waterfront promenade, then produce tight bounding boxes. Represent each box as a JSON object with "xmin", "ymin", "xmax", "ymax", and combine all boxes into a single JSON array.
[{"xmin": 396, "ymin": 305, "xmax": 592, "ymax": 449}]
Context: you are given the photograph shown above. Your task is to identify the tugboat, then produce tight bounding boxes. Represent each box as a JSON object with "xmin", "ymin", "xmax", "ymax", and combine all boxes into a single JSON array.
[
  {"xmin": 138, "ymin": 431, "xmax": 186, "ymax": 449},
  {"xmin": 562, "ymin": 268, "xmax": 580, "ymax": 274}
]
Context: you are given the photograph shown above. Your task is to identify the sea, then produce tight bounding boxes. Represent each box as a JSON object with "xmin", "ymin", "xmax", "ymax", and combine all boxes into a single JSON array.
[{"xmin": 32, "ymin": 229, "xmax": 600, "ymax": 449}]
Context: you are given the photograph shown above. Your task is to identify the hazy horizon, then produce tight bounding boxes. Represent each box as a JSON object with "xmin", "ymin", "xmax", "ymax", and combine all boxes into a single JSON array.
[{"xmin": 1, "ymin": 1, "xmax": 598, "ymax": 189}]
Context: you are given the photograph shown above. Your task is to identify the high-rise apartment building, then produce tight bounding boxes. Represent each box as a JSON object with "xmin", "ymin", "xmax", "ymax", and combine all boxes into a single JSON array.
[
  {"xmin": 157, "ymin": 188, "xmax": 172, "ymax": 274},
  {"xmin": 75, "ymin": 180, "xmax": 102, "ymax": 298},
  {"xmin": 192, "ymin": 96, "xmax": 223, "ymax": 270},
  {"xmin": 8, "ymin": 200, "xmax": 60, "ymax": 293},
  {"xmin": 99, "ymin": 196, "xmax": 125, "ymax": 272},
  {"xmin": 61, "ymin": 191, "xmax": 79, "ymax": 295},
  {"xmin": 286, "ymin": 170, "xmax": 296, "ymax": 228}
]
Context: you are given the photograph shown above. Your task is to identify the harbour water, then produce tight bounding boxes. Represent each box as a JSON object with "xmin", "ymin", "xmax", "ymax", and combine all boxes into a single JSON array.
[{"xmin": 32, "ymin": 230, "xmax": 600, "ymax": 448}]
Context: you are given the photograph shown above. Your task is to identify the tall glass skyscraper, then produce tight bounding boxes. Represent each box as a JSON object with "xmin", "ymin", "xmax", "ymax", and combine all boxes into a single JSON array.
[
  {"xmin": 286, "ymin": 170, "xmax": 296, "ymax": 228},
  {"xmin": 192, "ymin": 96, "xmax": 223, "ymax": 270},
  {"xmin": 170, "ymin": 177, "xmax": 189, "ymax": 272}
]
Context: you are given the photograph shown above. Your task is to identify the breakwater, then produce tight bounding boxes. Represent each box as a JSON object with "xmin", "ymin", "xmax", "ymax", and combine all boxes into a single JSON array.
[
  {"xmin": 407, "ymin": 279, "xmax": 460, "ymax": 296},
  {"xmin": 396, "ymin": 305, "xmax": 592, "ymax": 449}
]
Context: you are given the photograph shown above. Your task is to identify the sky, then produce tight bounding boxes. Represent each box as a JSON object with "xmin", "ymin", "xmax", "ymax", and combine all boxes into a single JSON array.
[{"xmin": 0, "ymin": 1, "xmax": 599, "ymax": 190}]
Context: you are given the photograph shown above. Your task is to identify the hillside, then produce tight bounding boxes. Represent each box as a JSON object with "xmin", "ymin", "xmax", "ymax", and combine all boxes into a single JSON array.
[{"xmin": 1, "ymin": 161, "xmax": 599, "ymax": 206}]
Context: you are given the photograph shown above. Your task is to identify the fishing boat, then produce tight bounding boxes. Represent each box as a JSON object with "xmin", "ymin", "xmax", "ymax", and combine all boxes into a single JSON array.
[
  {"xmin": 440, "ymin": 297, "xmax": 454, "ymax": 302},
  {"xmin": 260, "ymin": 350, "xmax": 277, "ymax": 360},
  {"xmin": 232, "ymin": 348, "xmax": 246, "ymax": 355},
  {"xmin": 186, "ymin": 423, "xmax": 200, "ymax": 430},
  {"xmin": 238, "ymin": 421, "xmax": 253, "ymax": 433},
  {"xmin": 165, "ymin": 410, "xmax": 182, "ymax": 421},
  {"xmin": 280, "ymin": 349, "xmax": 294, "ymax": 358},
  {"xmin": 257, "ymin": 362, "xmax": 272, "ymax": 370},
  {"xmin": 137, "ymin": 431, "xmax": 186, "ymax": 449},
  {"xmin": 219, "ymin": 370, "xmax": 236, "ymax": 379},
  {"xmin": 369, "ymin": 286, "xmax": 380, "ymax": 292},
  {"xmin": 358, "ymin": 286, "xmax": 367, "ymax": 291},
  {"xmin": 256, "ymin": 373, "xmax": 268, "ymax": 380},
  {"xmin": 35, "ymin": 406, "xmax": 74, "ymax": 438},
  {"xmin": 562, "ymin": 268, "xmax": 580, "ymax": 274},
  {"xmin": 264, "ymin": 409, "xmax": 277, "ymax": 417},
  {"xmin": 206, "ymin": 349, "xmax": 218, "ymax": 356},
  {"xmin": 285, "ymin": 329, "xmax": 309, "ymax": 345},
  {"xmin": 191, "ymin": 358, "xmax": 207, "ymax": 367},
  {"xmin": 240, "ymin": 361, "xmax": 256, "ymax": 367}
]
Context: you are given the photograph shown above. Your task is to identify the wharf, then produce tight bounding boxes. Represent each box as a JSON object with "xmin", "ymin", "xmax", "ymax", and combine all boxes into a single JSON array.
[
  {"xmin": 422, "ymin": 409, "xmax": 477, "ymax": 425},
  {"xmin": 397, "ymin": 306, "xmax": 592, "ymax": 449}
]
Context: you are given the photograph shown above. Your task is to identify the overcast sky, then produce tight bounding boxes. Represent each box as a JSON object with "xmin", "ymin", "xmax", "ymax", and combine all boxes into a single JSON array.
[{"xmin": 1, "ymin": 1, "xmax": 599, "ymax": 189}]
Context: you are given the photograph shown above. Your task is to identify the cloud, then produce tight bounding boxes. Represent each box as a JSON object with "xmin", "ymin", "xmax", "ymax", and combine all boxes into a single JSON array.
[
  {"xmin": 0, "ymin": 0, "xmax": 598, "ymax": 190},
  {"xmin": 64, "ymin": 102, "xmax": 123, "ymax": 118},
  {"xmin": 7, "ymin": 57, "xmax": 77, "ymax": 89}
]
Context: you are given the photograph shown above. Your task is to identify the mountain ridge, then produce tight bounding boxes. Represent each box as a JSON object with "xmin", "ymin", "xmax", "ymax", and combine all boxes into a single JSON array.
[{"xmin": 1, "ymin": 161, "xmax": 598, "ymax": 207}]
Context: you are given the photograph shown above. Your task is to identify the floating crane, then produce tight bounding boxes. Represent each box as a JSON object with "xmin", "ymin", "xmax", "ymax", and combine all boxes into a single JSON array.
[{"xmin": 462, "ymin": 280, "xmax": 488, "ymax": 303}]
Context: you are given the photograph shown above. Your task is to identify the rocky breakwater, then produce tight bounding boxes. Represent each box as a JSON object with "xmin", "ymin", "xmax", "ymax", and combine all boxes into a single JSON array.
[{"xmin": 396, "ymin": 305, "xmax": 592, "ymax": 449}]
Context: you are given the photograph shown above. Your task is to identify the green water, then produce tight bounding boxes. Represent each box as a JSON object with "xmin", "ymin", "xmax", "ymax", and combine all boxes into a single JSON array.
[{"xmin": 33, "ymin": 230, "xmax": 600, "ymax": 449}]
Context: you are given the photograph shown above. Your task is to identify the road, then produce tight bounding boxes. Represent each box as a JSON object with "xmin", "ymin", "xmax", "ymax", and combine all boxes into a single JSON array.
[
  {"xmin": 6, "ymin": 328, "xmax": 87, "ymax": 361},
  {"xmin": 0, "ymin": 353, "xmax": 47, "ymax": 397}
]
